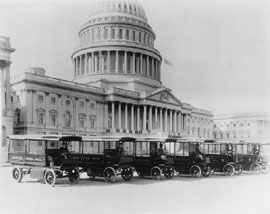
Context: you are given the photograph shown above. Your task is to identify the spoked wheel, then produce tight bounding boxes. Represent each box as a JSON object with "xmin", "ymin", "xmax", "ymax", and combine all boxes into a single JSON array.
[
  {"xmin": 223, "ymin": 164, "xmax": 235, "ymax": 176},
  {"xmin": 121, "ymin": 167, "xmax": 133, "ymax": 181},
  {"xmin": 151, "ymin": 166, "xmax": 162, "ymax": 180},
  {"xmin": 234, "ymin": 164, "xmax": 243, "ymax": 175},
  {"xmin": 44, "ymin": 169, "xmax": 56, "ymax": 187},
  {"xmin": 250, "ymin": 164, "xmax": 261, "ymax": 175},
  {"xmin": 163, "ymin": 166, "xmax": 174, "ymax": 179},
  {"xmin": 261, "ymin": 164, "xmax": 270, "ymax": 174},
  {"xmin": 201, "ymin": 165, "xmax": 212, "ymax": 177},
  {"xmin": 68, "ymin": 167, "xmax": 80, "ymax": 184},
  {"xmin": 103, "ymin": 167, "xmax": 116, "ymax": 183},
  {"xmin": 12, "ymin": 167, "xmax": 23, "ymax": 183},
  {"xmin": 190, "ymin": 165, "xmax": 201, "ymax": 178}
]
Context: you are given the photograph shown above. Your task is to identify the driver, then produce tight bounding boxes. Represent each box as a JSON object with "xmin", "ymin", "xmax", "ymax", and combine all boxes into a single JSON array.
[
  {"xmin": 195, "ymin": 143, "xmax": 204, "ymax": 162},
  {"xmin": 158, "ymin": 143, "xmax": 166, "ymax": 160},
  {"xmin": 60, "ymin": 142, "xmax": 69, "ymax": 159},
  {"xmin": 226, "ymin": 144, "xmax": 234, "ymax": 162},
  {"xmin": 253, "ymin": 145, "xmax": 262, "ymax": 162}
]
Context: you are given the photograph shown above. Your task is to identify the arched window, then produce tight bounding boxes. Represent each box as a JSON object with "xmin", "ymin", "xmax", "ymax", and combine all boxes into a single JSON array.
[
  {"xmin": 79, "ymin": 113, "xmax": 86, "ymax": 129},
  {"xmin": 15, "ymin": 109, "xmax": 21, "ymax": 124},
  {"xmin": 64, "ymin": 111, "xmax": 72, "ymax": 128},
  {"xmin": 119, "ymin": 29, "xmax": 123, "ymax": 39},
  {"xmin": 132, "ymin": 31, "xmax": 136, "ymax": 41},
  {"xmin": 49, "ymin": 110, "xmax": 57, "ymax": 126},
  {"xmin": 126, "ymin": 29, "xmax": 129, "ymax": 40},
  {"xmin": 89, "ymin": 115, "xmax": 97, "ymax": 129},
  {"xmin": 36, "ymin": 108, "xmax": 45, "ymax": 125}
]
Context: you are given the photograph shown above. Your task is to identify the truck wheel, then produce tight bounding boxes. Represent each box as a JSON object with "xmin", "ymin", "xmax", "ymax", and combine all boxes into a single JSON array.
[
  {"xmin": 121, "ymin": 167, "xmax": 133, "ymax": 181},
  {"xmin": 44, "ymin": 169, "xmax": 56, "ymax": 187},
  {"xmin": 151, "ymin": 166, "xmax": 161, "ymax": 180},
  {"xmin": 103, "ymin": 167, "xmax": 116, "ymax": 183},
  {"xmin": 164, "ymin": 166, "xmax": 174, "ymax": 179},
  {"xmin": 68, "ymin": 167, "xmax": 80, "ymax": 184},
  {"xmin": 223, "ymin": 164, "xmax": 235, "ymax": 176},
  {"xmin": 190, "ymin": 165, "xmax": 201, "ymax": 178},
  {"xmin": 12, "ymin": 167, "xmax": 23, "ymax": 183}
]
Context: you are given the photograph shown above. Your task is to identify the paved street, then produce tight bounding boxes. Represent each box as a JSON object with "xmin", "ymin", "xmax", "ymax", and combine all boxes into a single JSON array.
[{"xmin": 0, "ymin": 166, "xmax": 269, "ymax": 214}]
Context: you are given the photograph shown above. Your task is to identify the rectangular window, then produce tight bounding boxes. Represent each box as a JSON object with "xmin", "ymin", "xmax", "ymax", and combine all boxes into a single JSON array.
[
  {"xmin": 9, "ymin": 139, "xmax": 25, "ymax": 153},
  {"xmin": 38, "ymin": 95, "xmax": 44, "ymax": 103},
  {"xmin": 123, "ymin": 141, "xmax": 134, "ymax": 156},
  {"xmin": 28, "ymin": 140, "xmax": 45, "ymax": 155},
  {"xmin": 51, "ymin": 97, "xmax": 56, "ymax": 104},
  {"xmin": 136, "ymin": 141, "xmax": 149, "ymax": 156},
  {"xmin": 164, "ymin": 142, "xmax": 175, "ymax": 156},
  {"xmin": 90, "ymin": 103, "xmax": 95, "ymax": 110},
  {"xmin": 80, "ymin": 101, "xmax": 85, "ymax": 108}
]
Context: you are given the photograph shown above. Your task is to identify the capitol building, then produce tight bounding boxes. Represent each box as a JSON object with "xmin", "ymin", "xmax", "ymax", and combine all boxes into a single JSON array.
[{"xmin": 1, "ymin": 0, "xmax": 213, "ymax": 149}]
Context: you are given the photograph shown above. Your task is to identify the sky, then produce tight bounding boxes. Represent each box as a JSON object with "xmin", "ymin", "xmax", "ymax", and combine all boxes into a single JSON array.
[{"xmin": 0, "ymin": 0, "xmax": 269, "ymax": 115}]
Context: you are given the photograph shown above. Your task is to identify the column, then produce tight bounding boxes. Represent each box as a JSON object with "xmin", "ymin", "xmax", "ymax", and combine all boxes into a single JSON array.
[
  {"xmin": 94, "ymin": 54, "xmax": 98, "ymax": 73},
  {"xmin": 151, "ymin": 58, "xmax": 154, "ymax": 78},
  {"xmin": 124, "ymin": 51, "xmax": 128, "ymax": 73},
  {"xmin": 146, "ymin": 56, "xmax": 149, "ymax": 77},
  {"xmin": 91, "ymin": 52, "xmax": 95, "ymax": 73},
  {"xmin": 149, "ymin": 106, "xmax": 152, "ymax": 131},
  {"xmin": 159, "ymin": 108, "xmax": 163, "ymax": 132},
  {"xmin": 57, "ymin": 94, "xmax": 61, "ymax": 127},
  {"xmin": 80, "ymin": 55, "xmax": 83, "ymax": 75},
  {"xmin": 74, "ymin": 59, "xmax": 76, "ymax": 77},
  {"xmin": 169, "ymin": 109, "xmax": 173, "ymax": 133},
  {"xmin": 155, "ymin": 60, "xmax": 158, "ymax": 79},
  {"xmin": 85, "ymin": 53, "xmax": 88, "ymax": 74},
  {"xmin": 140, "ymin": 54, "xmax": 143, "ymax": 75},
  {"xmin": 174, "ymin": 111, "xmax": 177, "ymax": 134},
  {"xmin": 116, "ymin": 51, "xmax": 119, "ymax": 73},
  {"xmin": 125, "ymin": 103, "xmax": 128, "ymax": 131},
  {"xmin": 118, "ymin": 102, "xmax": 122, "ymax": 131},
  {"xmin": 131, "ymin": 104, "xmax": 134, "ymax": 132},
  {"xmin": 155, "ymin": 106, "xmax": 158, "ymax": 130},
  {"xmin": 164, "ymin": 109, "xmax": 168, "ymax": 132},
  {"xmin": 178, "ymin": 112, "xmax": 181, "ymax": 134},
  {"xmin": 1, "ymin": 66, "xmax": 6, "ymax": 113},
  {"xmin": 99, "ymin": 51, "xmax": 102, "ymax": 73},
  {"xmin": 107, "ymin": 51, "xmax": 110, "ymax": 72},
  {"xmin": 132, "ymin": 52, "xmax": 136, "ymax": 73},
  {"xmin": 104, "ymin": 102, "xmax": 108, "ymax": 130},
  {"xmin": 5, "ymin": 64, "xmax": 11, "ymax": 114},
  {"xmin": 143, "ymin": 105, "xmax": 147, "ymax": 132},
  {"xmin": 101, "ymin": 52, "xmax": 104, "ymax": 73},
  {"xmin": 111, "ymin": 102, "xmax": 115, "ymax": 129},
  {"xmin": 137, "ymin": 105, "xmax": 140, "ymax": 131}
]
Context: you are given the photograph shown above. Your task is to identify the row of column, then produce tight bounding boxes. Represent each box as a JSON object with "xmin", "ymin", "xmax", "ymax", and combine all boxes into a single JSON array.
[
  {"xmin": 73, "ymin": 51, "xmax": 161, "ymax": 80},
  {"xmin": 0, "ymin": 61, "xmax": 12, "ymax": 117},
  {"xmin": 107, "ymin": 102, "xmax": 189, "ymax": 134}
]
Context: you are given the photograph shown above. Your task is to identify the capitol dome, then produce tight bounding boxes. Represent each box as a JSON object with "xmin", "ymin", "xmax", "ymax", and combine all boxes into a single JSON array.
[
  {"xmin": 71, "ymin": 0, "xmax": 162, "ymax": 92},
  {"xmin": 87, "ymin": 0, "xmax": 148, "ymax": 24}
]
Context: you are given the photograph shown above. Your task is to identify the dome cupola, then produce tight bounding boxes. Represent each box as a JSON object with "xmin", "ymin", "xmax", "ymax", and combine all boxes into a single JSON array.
[{"xmin": 71, "ymin": 0, "xmax": 162, "ymax": 92}]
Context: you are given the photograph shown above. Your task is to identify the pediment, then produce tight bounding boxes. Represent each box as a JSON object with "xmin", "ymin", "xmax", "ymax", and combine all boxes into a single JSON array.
[{"xmin": 146, "ymin": 89, "xmax": 181, "ymax": 105}]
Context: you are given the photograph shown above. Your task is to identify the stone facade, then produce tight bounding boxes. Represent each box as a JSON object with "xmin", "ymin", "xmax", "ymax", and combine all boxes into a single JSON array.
[
  {"xmin": 213, "ymin": 112, "xmax": 270, "ymax": 142},
  {"xmin": 0, "ymin": 36, "xmax": 15, "ymax": 162},
  {"xmin": 5, "ymin": 0, "xmax": 214, "ymax": 145}
]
